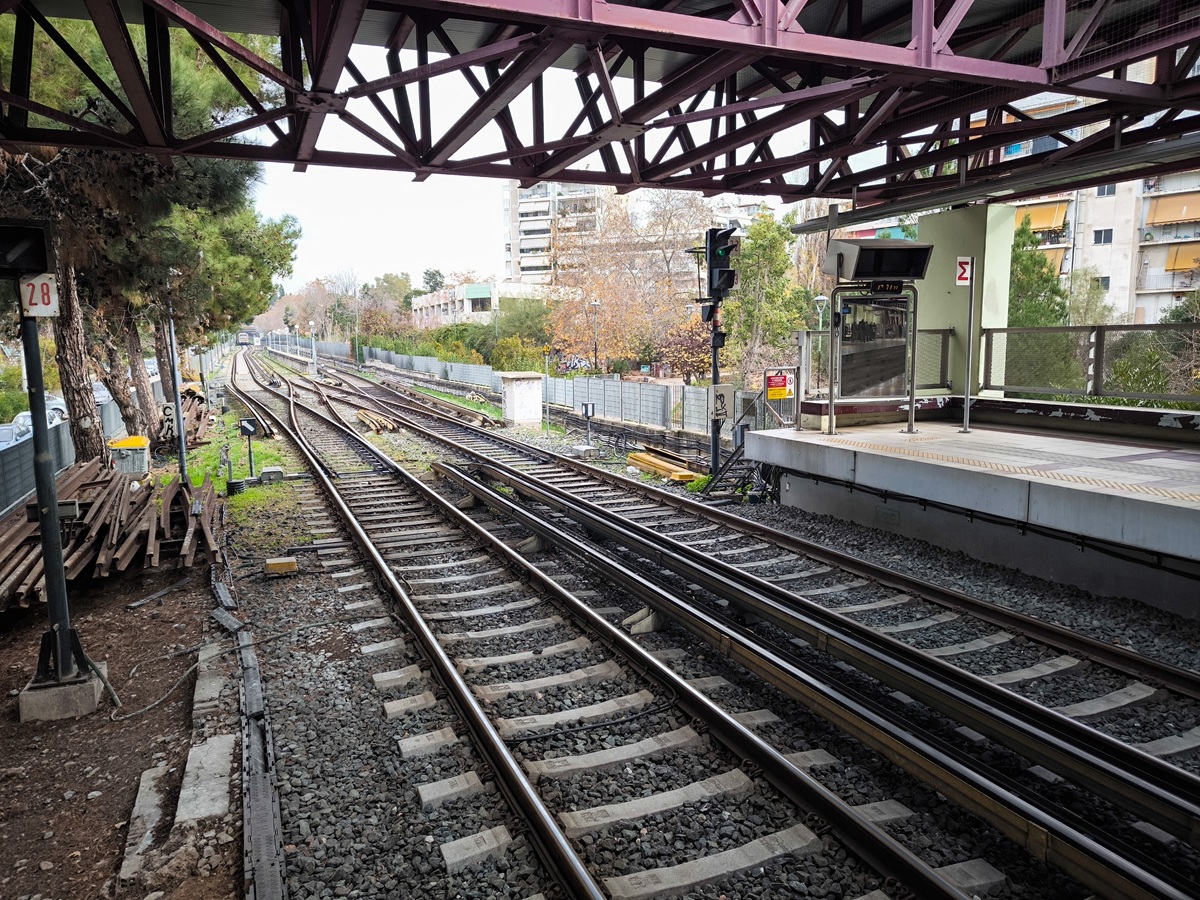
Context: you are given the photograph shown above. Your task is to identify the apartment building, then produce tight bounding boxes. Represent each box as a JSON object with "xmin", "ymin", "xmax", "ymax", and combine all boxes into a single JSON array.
[
  {"xmin": 1008, "ymin": 170, "xmax": 1200, "ymax": 324},
  {"xmin": 502, "ymin": 181, "xmax": 609, "ymax": 283}
]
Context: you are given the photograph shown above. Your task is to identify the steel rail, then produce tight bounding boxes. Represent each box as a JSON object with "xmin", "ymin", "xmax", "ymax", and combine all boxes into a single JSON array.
[
  {"xmin": 254, "ymin": 379, "xmax": 978, "ymax": 900},
  {"xmin": 465, "ymin": 460, "xmax": 1200, "ymax": 850},
  {"xmin": 328, "ymin": 363, "xmax": 1200, "ymax": 704},
  {"xmin": 225, "ymin": 368, "xmax": 607, "ymax": 900},
  {"xmin": 436, "ymin": 461, "xmax": 1193, "ymax": 900},
  {"xmin": 239, "ymin": 357, "xmax": 978, "ymax": 899}
]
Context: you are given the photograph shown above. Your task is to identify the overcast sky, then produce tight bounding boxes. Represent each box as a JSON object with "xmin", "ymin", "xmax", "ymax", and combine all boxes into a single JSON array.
[{"xmin": 254, "ymin": 162, "xmax": 507, "ymax": 294}]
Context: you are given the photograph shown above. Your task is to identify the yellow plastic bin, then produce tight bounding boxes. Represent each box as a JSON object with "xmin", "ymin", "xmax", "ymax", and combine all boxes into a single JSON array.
[{"xmin": 108, "ymin": 435, "xmax": 150, "ymax": 475}]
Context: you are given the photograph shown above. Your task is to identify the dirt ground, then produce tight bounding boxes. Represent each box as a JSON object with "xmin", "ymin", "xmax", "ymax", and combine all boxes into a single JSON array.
[{"xmin": 0, "ymin": 566, "xmax": 238, "ymax": 900}]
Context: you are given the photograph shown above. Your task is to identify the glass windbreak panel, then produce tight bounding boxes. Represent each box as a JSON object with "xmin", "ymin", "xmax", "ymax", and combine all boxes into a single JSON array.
[{"xmin": 838, "ymin": 299, "xmax": 909, "ymax": 398}]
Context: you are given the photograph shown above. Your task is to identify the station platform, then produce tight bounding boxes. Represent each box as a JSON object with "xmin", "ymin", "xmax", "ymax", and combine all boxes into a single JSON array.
[{"xmin": 746, "ymin": 421, "xmax": 1200, "ymax": 617}]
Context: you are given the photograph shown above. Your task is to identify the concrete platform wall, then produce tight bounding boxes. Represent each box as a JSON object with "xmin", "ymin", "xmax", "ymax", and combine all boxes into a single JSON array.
[{"xmin": 779, "ymin": 472, "xmax": 1200, "ymax": 619}]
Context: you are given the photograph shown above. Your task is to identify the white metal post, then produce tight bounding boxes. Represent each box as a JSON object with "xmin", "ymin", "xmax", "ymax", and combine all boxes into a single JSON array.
[{"xmin": 960, "ymin": 257, "xmax": 976, "ymax": 433}]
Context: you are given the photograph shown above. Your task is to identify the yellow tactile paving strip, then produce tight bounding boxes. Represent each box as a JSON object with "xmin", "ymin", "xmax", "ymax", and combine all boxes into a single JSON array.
[{"xmin": 826, "ymin": 437, "xmax": 1200, "ymax": 503}]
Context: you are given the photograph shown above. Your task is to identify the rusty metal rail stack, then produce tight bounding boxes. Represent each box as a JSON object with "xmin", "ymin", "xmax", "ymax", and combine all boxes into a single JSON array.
[{"xmin": 0, "ymin": 459, "xmax": 221, "ymax": 611}]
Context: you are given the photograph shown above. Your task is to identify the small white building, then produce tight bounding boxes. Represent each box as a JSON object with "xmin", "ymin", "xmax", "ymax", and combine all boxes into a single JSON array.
[{"xmin": 410, "ymin": 281, "xmax": 549, "ymax": 329}]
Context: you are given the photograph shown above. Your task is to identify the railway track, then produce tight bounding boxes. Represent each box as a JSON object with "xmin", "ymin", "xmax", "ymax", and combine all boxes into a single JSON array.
[
  {"xmin": 308, "ymin": 357, "xmax": 1200, "ymax": 705},
  {"xmin": 231, "ymin": 354, "xmax": 983, "ymax": 899},
  {"xmin": 232, "ymin": 351, "xmax": 1200, "ymax": 898}
]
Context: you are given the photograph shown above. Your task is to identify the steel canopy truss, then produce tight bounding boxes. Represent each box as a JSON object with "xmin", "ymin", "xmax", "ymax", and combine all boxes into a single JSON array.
[{"xmin": 4, "ymin": 0, "xmax": 1200, "ymax": 216}]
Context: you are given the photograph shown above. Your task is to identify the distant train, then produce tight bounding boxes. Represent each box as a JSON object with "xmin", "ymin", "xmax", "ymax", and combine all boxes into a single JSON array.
[{"xmin": 236, "ymin": 331, "xmax": 252, "ymax": 346}]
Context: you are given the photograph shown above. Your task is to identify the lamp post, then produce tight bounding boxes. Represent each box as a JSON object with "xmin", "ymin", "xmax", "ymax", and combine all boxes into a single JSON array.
[
  {"xmin": 590, "ymin": 300, "xmax": 600, "ymax": 372},
  {"xmin": 309, "ymin": 319, "xmax": 317, "ymax": 376}
]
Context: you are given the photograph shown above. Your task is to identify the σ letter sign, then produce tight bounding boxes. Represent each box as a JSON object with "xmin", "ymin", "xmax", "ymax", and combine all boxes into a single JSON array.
[
  {"xmin": 955, "ymin": 257, "xmax": 973, "ymax": 287},
  {"xmin": 18, "ymin": 274, "xmax": 59, "ymax": 317}
]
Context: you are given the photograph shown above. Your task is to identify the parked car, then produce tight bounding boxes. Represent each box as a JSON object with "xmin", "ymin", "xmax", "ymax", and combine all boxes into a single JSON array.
[
  {"xmin": 93, "ymin": 381, "xmax": 113, "ymax": 405},
  {"xmin": 8, "ymin": 396, "xmax": 68, "ymax": 441}
]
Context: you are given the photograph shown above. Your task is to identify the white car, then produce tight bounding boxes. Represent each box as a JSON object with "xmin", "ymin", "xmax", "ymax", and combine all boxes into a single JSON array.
[{"xmin": 9, "ymin": 397, "xmax": 68, "ymax": 440}]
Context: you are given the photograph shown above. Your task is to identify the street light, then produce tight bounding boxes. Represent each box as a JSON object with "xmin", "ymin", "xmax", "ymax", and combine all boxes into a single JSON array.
[
  {"xmin": 309, "ymin": 319, "xmax": 317, "ymax": 375},
  {"xmin": 590, "ymin": 301, "xmax": 601, "ymax": 372}
]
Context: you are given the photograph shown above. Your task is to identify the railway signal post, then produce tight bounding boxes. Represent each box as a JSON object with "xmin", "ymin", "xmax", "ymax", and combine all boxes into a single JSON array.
[
  {"xmin": 705, "ymin": 226, "xmax": 738, "ymax": 474},
  {"xmin": 1, "ymin": 221, "xmax": 100, "ymax": 720}
]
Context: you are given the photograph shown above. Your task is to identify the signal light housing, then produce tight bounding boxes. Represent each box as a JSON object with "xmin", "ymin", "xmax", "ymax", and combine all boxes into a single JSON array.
[{"xmin": 705, "ymin": 226, "xmax": 738, "ymax": 300}]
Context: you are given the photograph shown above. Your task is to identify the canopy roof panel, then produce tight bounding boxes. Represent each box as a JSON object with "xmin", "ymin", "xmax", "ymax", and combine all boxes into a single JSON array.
[{"xmin": 4, "ymin": 0, "xmax": 1200, "ymax": 221}]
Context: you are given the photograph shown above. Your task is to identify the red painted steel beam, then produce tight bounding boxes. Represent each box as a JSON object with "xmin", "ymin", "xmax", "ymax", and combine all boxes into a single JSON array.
[
  {"xmin": 81, "ymin": 0, "xmax": 167, "ymax": 146},
  {"xmin": 424, "ymin": 35, "xmax": 570, "ymax": 166},
  {"xmin": 294, "ymin": 0, "xmax": 370, "ymax": 168}
]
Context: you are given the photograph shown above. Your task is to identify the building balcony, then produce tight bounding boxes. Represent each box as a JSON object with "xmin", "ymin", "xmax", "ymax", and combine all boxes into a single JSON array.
[{"xmin": 1137, "ymin": 272, "xmax": 1196, "ymax": 292}]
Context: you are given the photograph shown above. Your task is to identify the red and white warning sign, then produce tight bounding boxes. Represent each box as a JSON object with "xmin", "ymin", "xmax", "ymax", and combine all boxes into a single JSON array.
[{"xmin": 955, "ymin": 257, "xmax": 973, "ymax": 287}]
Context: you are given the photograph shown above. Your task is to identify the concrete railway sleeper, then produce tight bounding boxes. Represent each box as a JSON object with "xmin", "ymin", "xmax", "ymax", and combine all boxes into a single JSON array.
[
  {"xmin": 228, "ymin": 355, "xmax": 976, "ymax": 899},
  {"xmin": 237, "ymin": 352, "xmax": 1200, "ymax": 897},
  {"xmin": 456, "ymin": 460, "xmax": 1200, "ymax": 848},
  {"xmin": 436, "ymin": 461, "xmax": 1195, "ymax": 900}
]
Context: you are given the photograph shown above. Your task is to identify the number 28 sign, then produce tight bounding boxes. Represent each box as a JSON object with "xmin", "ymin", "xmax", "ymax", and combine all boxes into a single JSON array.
[{"xmin": 18, "ymin": 273, "xmax": 59, "ymax": 317}]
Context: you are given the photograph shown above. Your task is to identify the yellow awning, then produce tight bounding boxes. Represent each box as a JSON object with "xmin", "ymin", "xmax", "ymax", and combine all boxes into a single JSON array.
[
  {"xmin": 1145, "ymin": 192, "xmax": 1200, "ymax": 226},
  {"xmin": 1013, "ymin": 200, "xmax": 1068, "ymax": 231},
  {"xmin": 1040, "ymin": 247, "xmax": 1066, "ymax": 272},
  {"xmin": 1165, "ymin": 241, "xmax": 1200, "ymax": 272}
]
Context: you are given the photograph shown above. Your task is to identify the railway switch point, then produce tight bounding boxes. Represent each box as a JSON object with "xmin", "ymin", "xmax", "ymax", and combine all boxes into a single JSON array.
[
  {"xmin": 18, "ymin": 661, "xmax": 106, "ymax": 722},
  {"xmin": 263, "ymin": 556, "xmax": 298, "ymax": 577}
]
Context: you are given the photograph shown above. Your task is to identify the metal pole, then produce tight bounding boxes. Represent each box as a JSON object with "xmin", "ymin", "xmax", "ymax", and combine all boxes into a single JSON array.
[
  {"xmin": 711, "ymin": 313, "xmax": 721, "ymax": 473},
  {"xmin": 904, "ymin": 287, "xmax": 920, "ymax": 434},
  {"xmin": 247, "ymin": 432, "xmax": 255, "ymax": 478},
  {"xmin": 960, "ymin": 259, "xmax": 976, "ymax": 434},
  {"xmin": 794, "ymin": 330, "xmax": 807, "ymax": 431},
  {"xmin": 591, "ymin": 301, "xmax": 600, "ymax": 371},
  {"xmin": 21, "ymin": 314, "xmax": 77, "ymax": 681},
  {"xmin": 167, "ymin": 300, "xmax": 188, "ymax": 484},
  {"xmin": 826, "ymin": 292, "xmax": 839, "ymax": 435},
  {"xmin": 310, "ymin": 320, "xmax": 317, "ymax": 375},
  {"xmin": 544, "ymin": 352, "xmax": 549, "ymax": 433}
]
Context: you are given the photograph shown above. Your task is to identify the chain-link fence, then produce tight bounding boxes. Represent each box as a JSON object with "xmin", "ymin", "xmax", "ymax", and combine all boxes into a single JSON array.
[{"xmin": 982, "ymin": 323, "xmax": 1200, "ymax": 405}]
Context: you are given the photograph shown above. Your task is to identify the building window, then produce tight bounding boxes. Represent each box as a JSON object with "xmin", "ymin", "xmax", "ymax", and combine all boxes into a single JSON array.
[
  {"xmin": 1093, "ymin": 229, "xmax": 1113, "ymax": 244},
  {"xmin": 1096, "ymin": 184, "xmax": 1116, "ymax": 197},
  {"xmin": 1092, "ymin": 276, "xmax": 1111, "ymax": 291}
]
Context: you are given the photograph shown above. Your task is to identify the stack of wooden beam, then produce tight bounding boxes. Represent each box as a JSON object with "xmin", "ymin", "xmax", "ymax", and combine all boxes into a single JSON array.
[
  {"xmin": 357, "ymin": 409, "xmax": 397, "ymax": 432},
  {"xmin": 0, "ymin": 460, "xmax": 221, "ymax": 611},
  {"xmin": 626, "ymin": 447, "xmax": 701, "ymax": 482}
]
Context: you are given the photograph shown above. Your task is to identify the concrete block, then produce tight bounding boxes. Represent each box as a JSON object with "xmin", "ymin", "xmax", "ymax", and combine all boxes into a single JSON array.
[
  {"xmin": 382, "ymin": 691, "xmax": 437, "ymax": 718},
  {"xmin": 417, "ymin": 771, "xmax": 485, "ymax": 810},
  {"xmin": 264, "ymin": 556, "xmax": 298, "ymax": 576},
  {"xmin": 934, "ymin": 858, "xmax": 1006, "ymax": 894},
  {"xmin": 441, "ymin": 825, "xmax": 512, "ymax": 873},
  {"xmin": 259, "ymin": 466, "xmax": 284, "ymax": 484},
  {"xmin": 176, "ymin": 734, "xmax": 235, "ymax": 823},
  {"xmin": 398, "ymin": 726, "xmax": 459, "ymax": 759},
  {"xmin": 604, "ymin": 823, "xmax": 820, "ymax": 899},
  {"xmin": 19, "ymin": 663, "xmax": 105, "ymax": 722},
  {"xmin": 372, "ymin": 665, "xmax": 423, "ymax": 691},
  {"xmin": 361, "ymin": 637, "xmax": 405, "ymax": 656},
  {"xmin": 119, "ymin": 767, "xmax": 165, "ymax": 881},
  {"xmin": 524, "ymin": 726, "xmax": 702, "ymax": 780}
]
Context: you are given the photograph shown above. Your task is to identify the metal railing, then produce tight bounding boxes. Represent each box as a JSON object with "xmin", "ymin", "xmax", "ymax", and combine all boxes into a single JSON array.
[
  {"xmin": 982, "ymin": 323, "xmax": 1200, "ymax": 404},
  {"xmin": 797, "ymin": 329, "xmax": 952, "ymax": 397}
]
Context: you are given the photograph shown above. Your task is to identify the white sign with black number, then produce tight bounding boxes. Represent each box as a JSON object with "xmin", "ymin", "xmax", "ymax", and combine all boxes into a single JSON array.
[{"xmin": 18, "ymin": 273, "xmax": 59, "ymax": 317}]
